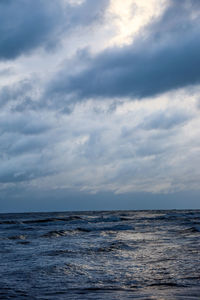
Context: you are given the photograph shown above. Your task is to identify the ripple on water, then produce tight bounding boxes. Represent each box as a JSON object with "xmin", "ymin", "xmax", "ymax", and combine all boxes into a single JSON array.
[{"xmin": 0, "ymin": 210, "xmax": 199, "ymax": 299}]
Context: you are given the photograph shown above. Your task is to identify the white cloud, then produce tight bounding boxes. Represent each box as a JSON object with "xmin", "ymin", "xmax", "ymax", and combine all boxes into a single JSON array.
[{"xmin": 107, "ymin": 0, "xmax": 167, "ymax": 46}]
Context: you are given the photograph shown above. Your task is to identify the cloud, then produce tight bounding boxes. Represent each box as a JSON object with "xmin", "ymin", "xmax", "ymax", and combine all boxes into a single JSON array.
[
  {"xmin": 0, "ymin": 0, "xmax": 63, "ymax": 60},
  {"xmin": 0, "ymin": 67, "xmax": 13, "ymax": 77},
  {"xmin": 64, "ymin": 0, "xmax": 109, "ymax": 27},
  {"xmin": 0, "ymin": 76, "xmax": 49, "ymax": 115},
  {"xmin": 0, "ymin": 110, "xmax": 54, "ymax": 184},
  {"xmin": 0, "ymin": 0, "xmax": 200, "ymax": 212},
  {"xmin": 0, "ymin": 90, "xmax": 199, "ymax": 195},
  {"xmin": 0, "ymin": 0, "xmax": 109, "ymax": 60},
  {"xmin": 0, "ymin": 114, "xmax": 51, "ymax": 136},
  {"xmin": 141, "ymin": 110, "xmax": 190, "ymax": 130},
  {"xmin": 49, "ymin": 0, "xmax": 200, "ymax": 101},
  {"xmin": 0, "ymin": 79, "xmax": 34, "ymax": 108}
]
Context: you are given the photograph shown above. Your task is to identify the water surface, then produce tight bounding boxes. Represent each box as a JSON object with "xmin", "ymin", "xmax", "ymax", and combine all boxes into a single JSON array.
[{"xmin": 0, "ymin": 210, "xmax": 200, "ymax": 299}]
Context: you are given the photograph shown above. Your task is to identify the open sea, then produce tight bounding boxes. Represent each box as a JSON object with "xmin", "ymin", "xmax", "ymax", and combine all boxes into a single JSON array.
[{"xmin": 0, "ymin": 210, "xmax": 200, "ymax": 299}]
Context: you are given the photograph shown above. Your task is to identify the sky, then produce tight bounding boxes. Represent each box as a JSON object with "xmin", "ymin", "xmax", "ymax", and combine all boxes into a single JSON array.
[{"xmin": 0, "ymin": 0, "xmax": 200, "ymax": 213}]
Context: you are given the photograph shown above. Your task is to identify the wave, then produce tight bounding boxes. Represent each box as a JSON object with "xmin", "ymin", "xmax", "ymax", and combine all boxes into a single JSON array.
[
  {"xmin": 98, "ymin": 224, "xmax": 134, "ymax": 231},
  {"xmin": 41, "ymin": 230, "xmax": 69, "ymax": 238},
  {"xmin": 24, "ymin": 215, "xmax": 82, "ymax": 225},
  {"xmin": 8, "ymin": 235, "xmax": 26, "ymax": 240},
  {"xmin": 43, "ymin": 249, "xmax": 74, "ymax": 256},
  {"xmin": 76, "ymin": 224, "xmax": 134, "ymax": 233},
  {"xmin": 0, "ymin": 216, "xmax": 83, "ymax": 226},
  {"xmin": 41, "ymin": 228, "xmax": 90, "ymax": 239},
  {"xmin": 149, "ymin": 282, "xmax": 185, "ymax": 287},
  {"xmin": 180, "ymin": 226, "xmax": 200, "ymax": 234},
  {"xmin": 96, "ymin": 241, "xmax": 133, "ymax": 252},
  {"xmin": 40, "ymin": 223, "xmax": 134, "ymax": 239},
  {"xmin": 76, "ymin": 227, "xmax": 91, "ymax": 232},
  {"xmin": 0, "ymin": 220, "xmax": 21, "ymax": 225},
  {"xmin": 86, "ymin": 216, "xmax": 122, "ymax": 223}
]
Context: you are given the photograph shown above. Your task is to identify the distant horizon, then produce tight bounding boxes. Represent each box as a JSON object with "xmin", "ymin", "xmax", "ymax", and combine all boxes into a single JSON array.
[
  {"xmin": 1, "ymin": 208, "xmax": 200, "ymax": 215},
  {"xmin": 1, "ymin": 189, "xmax": 200, "ymax": 214}
]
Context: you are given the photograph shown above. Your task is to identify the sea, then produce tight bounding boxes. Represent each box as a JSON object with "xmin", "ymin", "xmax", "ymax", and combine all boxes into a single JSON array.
[{"xmin": 0, "ymin": 210, "xmax": 200, "ymax": 300}]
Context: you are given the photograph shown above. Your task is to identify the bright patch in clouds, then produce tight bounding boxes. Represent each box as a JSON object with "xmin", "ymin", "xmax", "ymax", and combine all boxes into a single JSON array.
[{"xmin": 108, "ymin": 0, "xmax": 167, "ymax": 46}]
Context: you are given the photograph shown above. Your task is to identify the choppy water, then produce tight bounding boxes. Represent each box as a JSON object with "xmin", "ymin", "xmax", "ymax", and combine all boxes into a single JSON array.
[{"xmin": 0, "ymin": 210, "xmax": 200, "ymax": 300}]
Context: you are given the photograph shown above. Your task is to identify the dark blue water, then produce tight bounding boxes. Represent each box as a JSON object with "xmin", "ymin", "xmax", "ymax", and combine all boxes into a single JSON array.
[{"xmin": 0, "ymin": 210, "xmax": 200, "ymax": 299}]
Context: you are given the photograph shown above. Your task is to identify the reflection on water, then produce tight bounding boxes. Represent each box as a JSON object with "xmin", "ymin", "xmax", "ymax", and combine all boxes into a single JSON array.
[{"xmin": 0, "ymin": 210, "xmax": 200, "ymax": 299}]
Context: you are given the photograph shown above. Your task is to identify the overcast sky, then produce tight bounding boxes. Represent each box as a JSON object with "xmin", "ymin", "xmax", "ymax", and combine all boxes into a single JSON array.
[{"xmin": 0, "ymin": 0, "xmax": 200, "ymax": 212}]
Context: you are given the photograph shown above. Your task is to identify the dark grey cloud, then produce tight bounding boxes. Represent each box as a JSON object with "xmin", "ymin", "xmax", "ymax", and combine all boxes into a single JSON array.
[
  {"xmin": 0, "ymin": 78, "xmax": 45, "ymax": 113},
  {"xmin": 0, "ymin": 157, "xmax": 51, "ymax": 184},
  {"xmin": 0, "ymin": 0, "xmax": 109, "ymax": 60},
  {"xmin": 0, "ymin": 129, "xmax": 53, "ymax": 184},
  {"xmin": 0, "ymin": 0, "xmax": 64, "ymax": 59},
  {"xmin": 0, "ymin": 80, "xmax": 33, "ymax": 108},
  {"xmin": 0, "ymin": 115, "xmax": 51, "ymax": 136},
  {"xmin": 141, "ymin": 111, "xmax": 190, "ymax": 130},
  {"xmin": 65, "ymin": 0, "xmax": 109, "ymax": 27},
  {"xmin": 49, "ymin": 0, "xmax": 200, "ymax": 101}
]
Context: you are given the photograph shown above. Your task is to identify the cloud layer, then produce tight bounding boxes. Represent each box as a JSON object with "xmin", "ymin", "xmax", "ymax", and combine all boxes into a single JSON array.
[
  {"xmin": 0, "ymin": 0, "xmax": 200, "ymax": 211},
  {"xmin": 50, "ymin": 0, "xmax": 200, "ymax": 100},
  {"xmin": 0, "ymin": 0, "xmax": 109, "ymax": 60}
]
